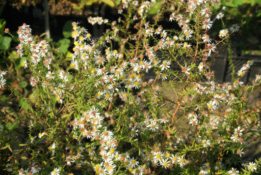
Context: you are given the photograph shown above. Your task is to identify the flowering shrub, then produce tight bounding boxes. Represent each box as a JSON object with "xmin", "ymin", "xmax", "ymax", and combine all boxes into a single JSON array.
[{"xmin": 1, "ymin": 0, "xmax": 261, "ymax": 175}]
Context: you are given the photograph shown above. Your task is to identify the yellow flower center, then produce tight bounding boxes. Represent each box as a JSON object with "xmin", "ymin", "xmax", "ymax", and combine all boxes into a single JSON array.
[{"xmin": 70, "ymin": 63, "xmax": 76, "ymax": 68}]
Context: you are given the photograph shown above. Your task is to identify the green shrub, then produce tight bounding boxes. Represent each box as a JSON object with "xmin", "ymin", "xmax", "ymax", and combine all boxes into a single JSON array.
[{"xmin": 0, "ymin": 0, "xmax": 261, "ymax": 175}]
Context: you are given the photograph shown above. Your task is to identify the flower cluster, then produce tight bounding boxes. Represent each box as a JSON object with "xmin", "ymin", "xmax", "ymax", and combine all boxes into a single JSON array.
[
  {"xmin": 16, "ymin": 23, "xmax": 33, "ymax": 57},
  {"xmin": 0, "ymin": 70, "xmax": 7, "ymax": 88},
  {"xmin": 88, "ymin": 16, "xmax": 108, "ymax": 25},
  {"xmin": 237, "ymin": 60, "xmax": 254, "ymax": 77},
  {"xmin": 18, "ymin": 163, "xmax": 41, "ymax": 175},
  {"xmin": 1, "ymin": 0, "xmax": 261, "ymax": 174}
]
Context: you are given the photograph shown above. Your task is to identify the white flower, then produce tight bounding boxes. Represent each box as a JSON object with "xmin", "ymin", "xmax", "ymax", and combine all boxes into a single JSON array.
[
  {"xmin": 160, "ymin": 72, "xmax": 168, "ymax": 80},
  {"xmin": 230, "ymin": 24, "xmax": 240, "ymax": 32},
  {"xmin": 183, "ymin": 42, "xmax": 191, "ymax": 48},
  {"xmin": 31, "ymin": 164, "xmax": 41, "ymax": 174},
  {"xmin": 51, "ymin": 168, "xmax": 60, "ymax": 175},
  {"xmin": 202, "ymin": 18, "xmax": 213, "ymax": 30},
  {"xmin": 182, "ymin": 66, "xmax": 190, "ymax": 75},
  {"xmin": 202, "ymin": 139, "xmax": 211, "ymax": 148},
  {"xmin": 21, "ymin": 60, "xmax": 27, "ymax": 68},
  {"xmin": 0, "ymin": 77, "xmax": 6, "ymax": 88},
  {"xmin": 43, "ymin": 58, "xmax": 52, "ymax": 69},
  {"xmin": 131, "ymin": 167, "xmax": 144, "ymax": 175},
  {"xmin": 46, "ymin": 71, "xmax": 54, "ymax": 79},
  {"xmin": 160, "ymin": 60, "xmax": 170, "ymax": 71},
  {"xmin": 153, "ymin": 151, "xmax": 163, "ymax": 162},
  {"xmin": 87, "ymin": 146, "xmax": 96, "ymax": 156},
  {"xmin": 18, "ymin": 168, "xmax": 26, "ymax": 175},
  {"xmin": 70, "ymin": 59, "xmax": 79, "ymax": 70},
  {"xmin": 170, "ymin": 154, "xmax": 178, "ymax": 164},
  {"xmin": 101, "ymin": 130, "xmax": 113, "ymax": 141},
  {"xmin": 228, "ymin": 167, "xmax": 239, "ymax": 175},
  {"xmin": 6, "ymin": 163, "xmax": 12, "ymax": 172},
  {"xmin": 0, "ymin": 70, "xmax": 7, "ymax": 78},
  {"xmin": 207, "ymin": 43, "xmax": 216, "ymax": 56},
  {"xmin": 160, "ymin": 30, "xmax": 167, "ymax": 38},
  {"xmin": 198, "ymin": 62, "xmax": 204, "ymax": 72},
  {"xmin": 201, "ymin": 8, "xmax": 211, "ymax": 17},
  {"xmin": 207, "ymin": 100, "xmax": 219, "ymax": 110},
  {"xmin": 247, "ymin": 162, "xmax": 257, "ymax": 171},
  {"xmin": 219, "ymin": 29, "xmax": 229, "ymax": 38},
  {"xmin": 30, "ymin": 77, "xmax": 38, "ymax": 86},
  {"xmin": 148, "ymin": 121, "xmax": 158, "ymax": 132},
  {"xmin": 160, "ymin": 159, "xmax": 170, "ymax": 168},
  {"xmin": 234, "ymin": 126, "xmax": 243, "ymax": 136},
  {"xmin": 169, "ymin": 12, "xmax": 175, "ymax": 21},
  {"xmin": 178, "ymin": 156, "xmax": 186, "ymax": 167},
  {"xmin": 255, "ymin": 74, "xmax": 261, "ymax": 82},
  {"xmin": 184, "ymin": 29, "xmax": 193, "ymax": 39},
  {"xmin": 202, "ymin": 34, "xmax": 211, "ymax": 43},
  {"xmin": 231, "ymin": 134, "xmax": 239, "ymax": 142},
  {"xmin": 130, "ymin": 128, "xmax": 139, "ymax": 137},
  {"xmin": 216, "ymin": 12, "xmax": 224, "ymax": 20},
  {"xmin": 48, "ymin": 143, "xmax": 56, "ymax": 153},
  {"xmin": 129, "ymin": 158, "xmax": 139, "ymax": 168},
  {"xmin": 59, "ymin": 72, "xmax": 68, "ymax": 83},
  {"xmin": 236, "ymin": 149, "xmax": 244, "ymax": 157},
  {"xmin": 38, "ymin": 132, "xmax": 46, "ymax": 138}
]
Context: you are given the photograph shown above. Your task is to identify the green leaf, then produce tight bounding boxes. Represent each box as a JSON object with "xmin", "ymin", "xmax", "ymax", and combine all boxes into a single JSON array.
[
  {"xmin": 65, "ymin": 51, "xmax": 73, "ymax": 61},
  {"xmin": 115, "ymin": 0, "xmax": 121, "ymax": 5},
  {"xmin": 221, "ymin": 0, "xmax": 236, "ymax": 7},
  {"xmin": 18, "ymin": 81, "xmax": 28, "ymax": 89},
  {"xmin": 19, "ymin": 98, "xmax": 31, "ymax": 111},
  {"xmin": 85, "ymin": 0, "xmax": 97, "ymax": 6},
  {"xmin": 50, "ymin": 95, "xmax": 57, "ymax": 105},
  {"xmin": 15, "ymin": 59, "xmax": 21, "ymax": 69},
  {"xmin": 0, "ymin": 95, "xmax": 8, "ymax": 102},
  {"xmin": 0, "ymin": 36, "xmax": 12, "ymax": 51},
  {"xmin": 148, "ymin": 2, "xmax": 162, "ymax": 16},
  {"xmin": 250, "ymin": 0, "xmax": 257, "ymax": 5},
  {"xmin": 101, "ymin": 0, "xmax": 115, "ymax": 7},
  {"xmin": 8, "ymin": 51, "xmax": 20, "ymax": 63},
  {"xmin": 29, "ymin": 90, "xmax": 39, "ymax": 103},
  {"xmin": 257, "ymin": 11, "xmax": 261, "ymax": 17},
  {"xmin": 232, "ymin": 0, "xmax": 245, "ymax": 6},
  {"xmin": 15, "ymin": 57, "xmax": 26, "ymax": 69},
  {"xmin": 63, "ymin": 20, "xmax": 73, "ymax": 38},
  {"xmin": 0, "ymin": 19, "xmax": 6, "ymax": 35},
  {"xmin": 57, "ymin": 38, "xmax": 70, "ymax": 54},
  {"xmin": 72, "ymin": 1, "xmax": 85, "ymax": 10},
  {"xmin": 6, "ymin": 122, "xmax": 18, "ymax": 131}
]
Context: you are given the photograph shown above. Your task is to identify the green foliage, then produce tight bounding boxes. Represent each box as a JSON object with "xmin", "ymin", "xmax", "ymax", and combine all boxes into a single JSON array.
[
  {"xmin": 100, "ymin": 0, "xmax": 115, "ymax": 7},
  {"xmin": 73, "ymin": 0, "xmax": 115, "ymax": 10},
  {"xmin": 0, "ymin": 36, "xmax": 12, "ymax": 51},
  {"xmin": 8, "ymin": 51, "xmax": 20, "ymax": 63},
  {"xmin": 148, "ymin": 2, "xmax": 162, "ymax": 16},
  {"xmin": 218, "ymin": 1, "xmax": 261, "ymax": 50},
  {"xmin": 0, "ymin": 19, "xmax": 6, "ymax": 36},
  {"xmin": 62, "ymin": 20, "xmax": 73, "ymax": 39},
  {"xmin": 18, "ymin": 81, "xmax": 28, "ymax": 89},
  {"xmin": 0, "ymin": 19, "xmax": 12, "ymax": 52},
  {"xmin": 14, "ymin": 57, "xmax": 26, "ymax": 69},
  {"xmin": 56, "ymin": 38, "xmax": 70, "ymax": 54},
  {"xmin": 0, "ymin": 0, "xmax": 261, "ymax": 175},
  {"xmin": 18, "ymin": 98, "xmax": 32, "ymax": 112},
  {"xmin": 222, "ymin": 0, "xmax": 261, "ymax": 7},
  {"xmin": 5, "ymin": 122, "xmax": 19, "ymax": 131}
]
